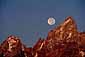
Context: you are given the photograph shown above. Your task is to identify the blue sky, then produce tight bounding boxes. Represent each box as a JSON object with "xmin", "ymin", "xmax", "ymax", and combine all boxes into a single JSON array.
[{"xmin": 0, "ymin": 0, "xmax": 85, "ymax": 47}]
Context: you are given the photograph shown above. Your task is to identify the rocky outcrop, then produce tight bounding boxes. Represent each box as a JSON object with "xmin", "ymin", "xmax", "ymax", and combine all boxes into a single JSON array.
[{"xmin": 0, "ymin": 35, "xmax": 26, "ymax": 57}]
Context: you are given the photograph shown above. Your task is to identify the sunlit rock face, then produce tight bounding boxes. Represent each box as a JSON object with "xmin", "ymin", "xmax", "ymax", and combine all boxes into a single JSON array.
[
  {"xmin": 43, "ymin": 17, "xmax": 79, "ymax": 57},
  {"xmin": 47, "ymin": 17, "xmax": 78, "ymax": 42},
  {"xmin": 32, "ymin": 16, "xmax": 83, "ymax": 57},
  {"xmin": 33, "ymin": 16, "xmax": 85, "ymax": 57},
  {"xmin": 7, "ymin": 35, "xmax": 20, "ymax": 52},
  {"xmin": 0, "ymin": 35, "xmax": 26, "ymax": 57},
  {"xmin": 0, "ymin": 16, "xmax": 85, "ymax": 57}
]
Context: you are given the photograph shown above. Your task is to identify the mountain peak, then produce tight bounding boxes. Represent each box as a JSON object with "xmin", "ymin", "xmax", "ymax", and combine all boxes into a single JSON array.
[
  {"xmin": 0, "ymin": 35, "xmax": 25, "ymax": 57},
  {"xmin": 0, "ymin": 16, "xmax": 85, "ymax": 57},
  {"xmin": 47, "ymin": 16, "xmax": 77, "ymax": 42}
]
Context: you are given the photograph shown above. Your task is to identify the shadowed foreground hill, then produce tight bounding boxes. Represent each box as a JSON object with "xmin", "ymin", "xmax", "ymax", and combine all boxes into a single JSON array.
[{"xmin": 0, "ymin": 17, "xmax": 85, "ymax": 57}]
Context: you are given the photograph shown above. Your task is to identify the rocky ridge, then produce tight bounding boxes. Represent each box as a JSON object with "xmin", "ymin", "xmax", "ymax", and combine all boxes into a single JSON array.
[{"xmin": 0, "ymin": 17, "xmax": 85, "ymax": 57}]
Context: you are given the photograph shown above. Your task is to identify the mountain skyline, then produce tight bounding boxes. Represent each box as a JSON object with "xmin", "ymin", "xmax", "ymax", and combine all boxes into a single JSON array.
[
  {"xmin": 0, "ymin": 17, "xmax": 85, "ymax": 57},
  {"xmin": 0, "ymin": 0, "xmax": 85, "ymax": 47}
]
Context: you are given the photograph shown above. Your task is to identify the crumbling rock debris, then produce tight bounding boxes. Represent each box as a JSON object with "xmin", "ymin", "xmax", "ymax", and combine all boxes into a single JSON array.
[{"xmin": 0, "ymin": 16, "xmax": 85, "ymax": 57}]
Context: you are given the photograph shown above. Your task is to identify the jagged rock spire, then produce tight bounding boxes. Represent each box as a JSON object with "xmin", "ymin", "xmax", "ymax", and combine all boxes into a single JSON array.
[{"xmin": 47, "ymin": 16, "xmax": 78, "ymax": 43}]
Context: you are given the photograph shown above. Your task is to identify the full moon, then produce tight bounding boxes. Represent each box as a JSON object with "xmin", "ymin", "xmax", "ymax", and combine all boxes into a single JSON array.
[{"xmin": 48, "ymin": 17, "xmax": 55, "ymax": 25}]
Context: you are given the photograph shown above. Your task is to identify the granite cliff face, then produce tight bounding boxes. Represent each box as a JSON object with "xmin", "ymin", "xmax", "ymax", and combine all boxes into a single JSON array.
[{"xmin": 0, "ymin": 17, "xmax": 85, "ymax": 57}]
